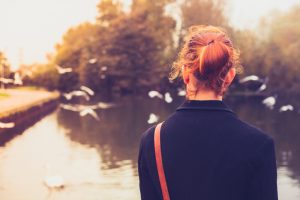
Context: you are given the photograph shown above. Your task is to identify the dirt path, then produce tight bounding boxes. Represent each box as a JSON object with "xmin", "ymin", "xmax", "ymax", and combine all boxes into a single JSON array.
[{"xmin": 0, "ymin": 89, "xmax": 60, "ymax": 118}]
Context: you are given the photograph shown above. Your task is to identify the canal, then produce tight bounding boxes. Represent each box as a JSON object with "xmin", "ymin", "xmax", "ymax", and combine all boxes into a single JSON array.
[{"xmin": 0, "ymin": 95, "xmax": 299, "ymax": 199}]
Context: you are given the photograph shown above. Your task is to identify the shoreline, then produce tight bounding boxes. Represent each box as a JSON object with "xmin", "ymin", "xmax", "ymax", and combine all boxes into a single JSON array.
[{"xmin": 0, "ymin": 89, "xmax": 60, "ymax": 144}]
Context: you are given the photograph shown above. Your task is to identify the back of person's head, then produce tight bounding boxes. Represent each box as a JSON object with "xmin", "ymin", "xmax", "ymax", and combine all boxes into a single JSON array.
[{"xmin": 170, "ymin": 25, "xmax": 241, "ymax": 97}]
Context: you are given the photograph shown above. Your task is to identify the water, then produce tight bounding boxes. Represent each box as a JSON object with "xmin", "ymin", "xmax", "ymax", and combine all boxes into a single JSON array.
[{"xmin": 0, "ymin": 96, "xmax": 299, "ymax": 200}]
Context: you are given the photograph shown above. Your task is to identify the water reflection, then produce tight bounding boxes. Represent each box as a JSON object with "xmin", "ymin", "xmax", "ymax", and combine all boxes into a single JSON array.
[
  {"xmin": 0, "ymin": 95, "xmax": 299, "ymax": 199},
  {"xmin": 57, "ymin": 96, "xmax": 178, "ymax": 174},
  {"xmin": 226, "ymin": 97, "xmax": 300, "ymax": 199}
]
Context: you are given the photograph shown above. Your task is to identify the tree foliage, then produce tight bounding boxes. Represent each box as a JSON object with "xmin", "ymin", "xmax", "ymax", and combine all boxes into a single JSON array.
[
  {"xmin": 180, "ymin": 0, "xmax": 228, "ymax": 30},
  {"xmin": 21, "ymin": 63, "xmax": 58, "ymax": 90},
  {"xmin": 262, "ymin": 6, "xmax": 300, "ymax": 96},
  {"xmin": 0, "ymin": 52, "xmax": 11, "ymax": 78},
  {"xmin": 228, "ymin": 6, "xmax": 300, "ymax": 97},
  {"xmin": 29, "ymin": 0, "xmax": 300, "ymax": 97},
  {"xmin": 53, "ymin": 0, "xmax": 176, "ymax": 94}
]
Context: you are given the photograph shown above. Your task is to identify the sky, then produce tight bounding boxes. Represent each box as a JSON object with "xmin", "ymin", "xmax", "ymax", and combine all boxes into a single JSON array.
[{"xmin": 0, "ymin": 0, "xmax": 300, "ymax": 70}]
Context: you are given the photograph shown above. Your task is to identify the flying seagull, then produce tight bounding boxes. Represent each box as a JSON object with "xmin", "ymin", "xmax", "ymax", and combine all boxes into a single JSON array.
[
  {"xmin": 62, "ymin": 90, "xmax": 90, "ymax": 101},
  {"xmin": 164, "ymin": 92, "xmax": 173, "ymax": 103},
  {"xmin": 279, "ymin": 105, "xmax": 294, "ymax": 112},
  {"xmin": 79, "ymin": 107, "xmax": 100, "ymax": 121},
  {"xmin": 55, "ymin": 65, "xmax": 72, "ymax": 74},
  {"xmin": 88, "ymin": 58, "xmax": 97, "ymax": 64},
  {"xmin": 0, "ymin": 122, "xmax": 15, "ymax": 129},
  {"xmin": 147, "ymin": 113, "xmax": 159, "ymax": 124},
  {"xmin": 262, "ymin": 96, "xmax": 276, "ymax": 110},
  {"xmin": 148, "ymin": 90, "xmax": 163, "ymax": 99},
  {"xmin": 80, "ymin": 86, "xmax": 95, "ymax": 96},
  {"xmin": 239, "ymin": 75, "xmax": 260, "ymax": 83}
]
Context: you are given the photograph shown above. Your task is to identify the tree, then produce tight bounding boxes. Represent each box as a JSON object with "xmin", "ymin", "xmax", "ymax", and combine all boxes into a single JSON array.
[
  {"xmin": 20, "ymin": 63, "xmax": 58, "ymax": 90},
  {"xmin": 97, "ymin": 0, "xmax": 124, "ymax": 25},
  {"xmin": 259, "ymin": 6, "xmax": 300, "ymax": 97},
  {"xmin": 52, "ymin": 0, "xmax": 177, "ymax": 94},
  {"xmin": 88, "ymin": 0, "xmax": 176, "ymax": 94},
  {"xmin": 180, "ymin": 0, "xmax": 228, "ymax": 30},
  {"xmin": 179, "ymin": 0, "xmax": 231, "ymax": 47},
  {"xmin": 232, "ymin": 29, "xmax": 266, "ymax": 76},
  {"xmin": 54, "ymin": 22, "xmax": 99, "ymax": 92},
  {"xmin": 0, "ymin": 52, "xmax": 11, "ymax": 79}
]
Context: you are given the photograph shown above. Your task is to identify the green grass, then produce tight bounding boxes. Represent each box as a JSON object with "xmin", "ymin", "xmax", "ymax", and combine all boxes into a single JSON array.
[
  {"xmin": 0, "ymin": 92, "xmax": 10, "ymax": 100},
  {"xmin": 14, "ymin": 86, "xmax": 44, "ymax": 91}
]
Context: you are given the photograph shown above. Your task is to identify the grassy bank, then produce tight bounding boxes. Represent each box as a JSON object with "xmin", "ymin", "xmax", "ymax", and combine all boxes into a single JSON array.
[{"xmin": 0, "ymin": 92, "xmax": 10, "ymax": 100}]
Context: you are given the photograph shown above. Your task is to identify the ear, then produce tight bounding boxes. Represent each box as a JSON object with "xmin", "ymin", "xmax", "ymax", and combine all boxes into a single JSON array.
[
  {"xmin": 224, "ymin": 67, "xmax": 236, "ymax": 86},
  {"xmin": 183, "ymin": 71, "xmax": 190, "ymax": 84}
]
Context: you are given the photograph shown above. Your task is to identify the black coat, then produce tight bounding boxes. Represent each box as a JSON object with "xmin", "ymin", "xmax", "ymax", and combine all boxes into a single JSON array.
[{"xmin": 138, "ymin": 100, "xmax": 278, "ymax": 200}]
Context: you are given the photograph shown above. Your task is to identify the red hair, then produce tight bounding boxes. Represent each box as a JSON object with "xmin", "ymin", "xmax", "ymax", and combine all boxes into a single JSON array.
[{"xmin": 170, "ymin": 25, "xmax": 241, "ymax": 96}]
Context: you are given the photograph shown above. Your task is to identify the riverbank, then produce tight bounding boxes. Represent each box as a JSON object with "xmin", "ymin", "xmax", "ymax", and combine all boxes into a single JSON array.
[
  {"xmin": 0, "ymin": 88, "xmax": 60, "ymax": 143},
  {"xmin": 0, "ymin": 88, "xmax": 59, "ymax": 119}
]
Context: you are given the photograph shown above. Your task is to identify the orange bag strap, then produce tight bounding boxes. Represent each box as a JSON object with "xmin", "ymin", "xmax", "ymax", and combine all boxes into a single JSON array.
[{"xmin": 154, "ymin": 122, "xmax": 170, "ymax": 200}]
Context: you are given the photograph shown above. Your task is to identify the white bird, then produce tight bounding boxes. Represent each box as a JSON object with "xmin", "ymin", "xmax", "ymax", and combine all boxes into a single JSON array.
[
  {"xmin": 279, "ymin": 105, "xmax": 294, "ymax": 112},
  {"xmin": 147, "ymin": 113, "xmax": 159, "ymax": 124},
  {"xmin": 164, "ymin": 92, "xmax": 173, "ymax": 103},
  {"xmin": 96, "ymin": 102, "xmax": 115, "ymax": 109},
  {"xmin": 256, "ymin": 83, "xmax": 267, "ymax": 92},
  {"xmin": 101, "ymin": 66, "xmax": 108, "ymax": 71},
  {"xmin": 0, "ymin": 122, "xmax": 15, "ymax": 129},
  {"xmin": 60, "ymin": 101, "xmax": 115, "ymax": 112},
  {"xmin": 13, "ymin": 73, "xmax": 23, "ymax": 85},
  {"xmin": 262, "ymin": 96, "xmax": 276, "ymax": 109},
  {"xmin": 60, "ymin": 104, "xmax": 81, "ymax": 112},
  {"xmin": 60, "ymin": 104, "xmax": 99, "ymax": 120},
  {"xmin": 63, "ymin": 90, "xmax": 90, "ymax": 101},
  {"xmin": 44, "ymin": 175, "xmax": 65, "ymax": 189},
  {"xmin": 43, "ymin": 165, "xmax": 65, "ymax": 190},
  {"xmin": 177, "ymin": 89, "xmax": 186, "ymax": 96},
  {"xmin": 55, "ymin": 65, "xmax": 72, "ymax": 74},
  {"xmin": 79, "ymin": 107, "xmax": 100, "ymax": 121},
  {"xmin": 62, "ymin": 93, "xmax": 72, "ymax": 100},
  {"xmin": 88, "ymin": 58, "xmax": 97, "ymax": 64},
  {"xmin": 239, "ymin": 75, "xmax": 260, "ymax": 83},
  {"xmin": 80, "ymin": 86, "xmax": 95, "ymax": 96},
  {"xmin": 148, "ymin": 90, "xmax": 163, "ymax": 99}
]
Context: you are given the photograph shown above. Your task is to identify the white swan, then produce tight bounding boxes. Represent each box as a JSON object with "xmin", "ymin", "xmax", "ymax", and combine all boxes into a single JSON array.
[{"xmin": 43, "ymin": 165, "xmax": 65, "ymax": 190}]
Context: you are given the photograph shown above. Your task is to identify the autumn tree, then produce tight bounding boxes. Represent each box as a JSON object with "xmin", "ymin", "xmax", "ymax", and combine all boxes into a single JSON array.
[
  {"xmin": 259, "ymin": 6, "xmax": 300, "ymax": 97},
  {"xmin": 54, "ymin": 22, "xmax": 99, "ymax": 92},
  {"xmin": 178, "ymin": 0, "xmax": 230, "ymax": 46},
  {"xmin": 23, "ymin": 63, "xmax": 58, "ymax": 90},
  {"xmin": 0, "ymin": 52, "xmax": 11, "ymax": 79}
]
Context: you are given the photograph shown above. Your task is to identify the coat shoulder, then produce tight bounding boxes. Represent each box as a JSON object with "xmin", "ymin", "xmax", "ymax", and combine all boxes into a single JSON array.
[{"xmin": 232, "ymin": 117, "xmax": 275, "ymax": 152}]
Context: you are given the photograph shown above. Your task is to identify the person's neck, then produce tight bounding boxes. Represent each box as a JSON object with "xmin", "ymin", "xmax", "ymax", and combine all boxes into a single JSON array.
[{"xmin": 187, "ymin": 90, "xmax": 222, "ymax": 101}]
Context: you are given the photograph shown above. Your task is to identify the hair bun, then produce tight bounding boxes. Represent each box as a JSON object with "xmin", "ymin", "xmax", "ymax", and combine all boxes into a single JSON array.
[
  {"xmin": 207, "ymin": 39, "xmax": 214, "ymax": 45},
  {"xmin": 170, "ymin": 25, "xmax": 241, "ymax": 96}
]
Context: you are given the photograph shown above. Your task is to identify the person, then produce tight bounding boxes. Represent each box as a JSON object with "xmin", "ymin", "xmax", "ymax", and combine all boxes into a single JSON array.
[{"xmin": 138, "ymin": 25, "xmax": 278, "ymax": 200}]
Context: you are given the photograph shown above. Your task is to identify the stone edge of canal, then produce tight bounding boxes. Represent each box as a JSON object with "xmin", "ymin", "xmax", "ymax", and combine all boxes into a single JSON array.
[{"xmin": 0, "ymin": 91, "xmax": 60, "ymax": 145}]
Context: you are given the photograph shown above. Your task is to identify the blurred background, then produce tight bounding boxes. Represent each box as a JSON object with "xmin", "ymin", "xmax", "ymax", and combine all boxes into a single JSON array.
[{"xmin": 0, "ymin": 0, "xmax": 300, "ymax": 199}]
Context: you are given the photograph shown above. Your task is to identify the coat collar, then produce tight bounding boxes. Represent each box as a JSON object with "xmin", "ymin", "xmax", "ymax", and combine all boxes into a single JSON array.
[{"xmin": 176, "ymin": 99, "xmax": 236, "ymax": 114}]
